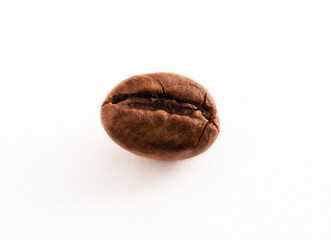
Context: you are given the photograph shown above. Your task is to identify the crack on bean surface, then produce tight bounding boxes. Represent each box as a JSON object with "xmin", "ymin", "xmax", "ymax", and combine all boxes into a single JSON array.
[
  {"xmin": 198, "ymin": 121, "xmax": 210, "ymax": 146},
  {"xmin": 156, "ymin": 79, "xmax": 167, "ymax": 96}
]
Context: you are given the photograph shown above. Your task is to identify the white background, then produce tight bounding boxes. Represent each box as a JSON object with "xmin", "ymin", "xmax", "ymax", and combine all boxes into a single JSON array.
[{"xmin": 1, "ymin": 0, "xmax": 330, "ymax": 239}]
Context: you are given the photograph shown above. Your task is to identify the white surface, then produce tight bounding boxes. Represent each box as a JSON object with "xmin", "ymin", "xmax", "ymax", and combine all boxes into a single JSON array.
[{"xmin": 1, "ymin": 0, "xmax": 331, "ymax": 239}]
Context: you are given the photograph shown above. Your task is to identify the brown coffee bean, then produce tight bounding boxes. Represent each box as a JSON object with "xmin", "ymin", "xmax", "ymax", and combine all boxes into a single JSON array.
[{"xmin": 101, "ymin": 72, "xmax": 220, "ymax": 160}]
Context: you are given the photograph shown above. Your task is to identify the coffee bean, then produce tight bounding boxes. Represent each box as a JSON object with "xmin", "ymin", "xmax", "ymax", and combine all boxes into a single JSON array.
[{"xmin": 101, "ymin": 72, "xmax": 220, "ymax": 160}]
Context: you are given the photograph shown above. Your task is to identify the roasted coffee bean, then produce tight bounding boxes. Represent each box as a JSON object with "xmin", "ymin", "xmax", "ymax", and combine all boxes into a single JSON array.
[{"xmin": 101, "ymin": 72, "xmax": 220, "ymax": 160}]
